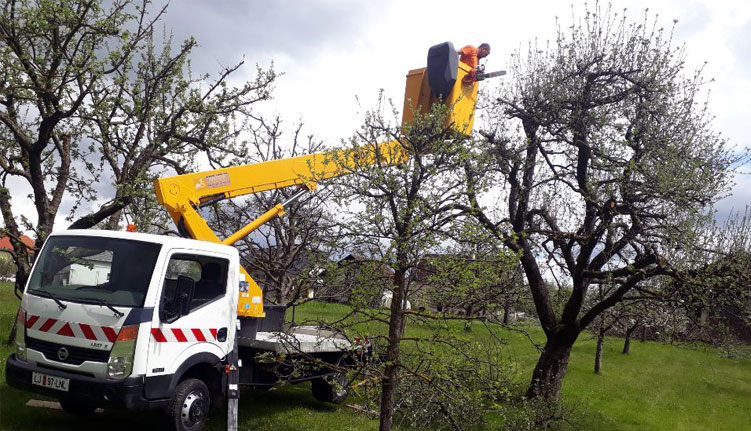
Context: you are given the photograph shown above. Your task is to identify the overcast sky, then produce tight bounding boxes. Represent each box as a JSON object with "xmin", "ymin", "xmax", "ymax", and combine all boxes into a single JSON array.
[
  {"xmin": 9, "ymin": 0, "xmax": 751, "ymax": 232},
  {"xmin": 158, "ymin": 0, "xmax": 750, "ymax": 220}
]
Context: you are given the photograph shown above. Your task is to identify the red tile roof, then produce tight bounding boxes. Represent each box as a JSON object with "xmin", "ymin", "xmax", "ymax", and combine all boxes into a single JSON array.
[{"xmin": 0, "ymin": 235, "xmax": 34, "ymax": 251}]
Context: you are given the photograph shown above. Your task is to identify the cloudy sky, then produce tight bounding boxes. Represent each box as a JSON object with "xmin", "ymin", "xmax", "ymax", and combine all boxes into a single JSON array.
[
  {"xmin": 158, "ymin": 0, "xmax": 750, "ymax": 219},
  {"xmin": 9, "ymin": 0, "xmax": 751, "ymax": 231}
]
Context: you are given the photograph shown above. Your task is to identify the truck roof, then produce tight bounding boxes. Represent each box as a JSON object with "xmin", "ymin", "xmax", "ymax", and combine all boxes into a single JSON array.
[{"xmin": 49, "ymin": 229, "xmax": 239, "ymax": 256}]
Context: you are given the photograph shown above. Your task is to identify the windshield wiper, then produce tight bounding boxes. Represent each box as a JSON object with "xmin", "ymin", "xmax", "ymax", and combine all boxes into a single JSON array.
[
  {"xmin": 78, "ymin": 297, "xmax": 125, "ymax": 318},
  {"xmin": 32, "ymin": 290, "xmax": 67, "ymax": 311}
]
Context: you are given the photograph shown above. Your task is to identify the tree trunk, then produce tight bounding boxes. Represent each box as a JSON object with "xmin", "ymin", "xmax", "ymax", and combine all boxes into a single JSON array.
[
  {"xmin": 641, "ymin": 325, "xmax": 647, "ymax": 342},
  {"xmin": 6, "ymin": 261, "xmax": 32, "ymax": 346},
  {"xmin": 622, "ymin": 323, "xmax": 639, "ymax": 354},
  {"xmin": 105, "ymin": 210, "xmax": 122, "ymax": 230},
  {"xmin": 0, "ymin": 189, "xmax": 34, "ymax": 346},
  {"xmin": 503, "ymin": 299, "xmax": 510, "ymax": 325},
  {"xmin": 622, "ymin": 331, "xmax": 632, "ymax": 355},
  {"xmin": 7, "ymin": 306, "xmax": 19, "ymax": 346},
  {"xmin": 526, "ymin": 335, "xmax": 576, "ymax": 401},
  {"xmin": 464, "ymin": 304, "xmax": 473, "ymax": 331},
  {"xmin": 594, "ymin": 327, "xmax": 606, "ymax": 374},
  {"xmin": 379, "ymin": 271, "xmax": 407, "ymax": 431}
]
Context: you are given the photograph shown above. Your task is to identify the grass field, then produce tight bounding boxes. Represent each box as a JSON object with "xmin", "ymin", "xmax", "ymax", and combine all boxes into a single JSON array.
[{"xmin": 1, "ymin": 283, "xmax": 749, "ymax": 430}]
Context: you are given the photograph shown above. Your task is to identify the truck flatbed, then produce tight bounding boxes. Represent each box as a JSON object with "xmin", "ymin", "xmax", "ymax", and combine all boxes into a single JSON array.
[{"xmin": 240, "ymin": 326, "xmax": 353, "ymax": 353}]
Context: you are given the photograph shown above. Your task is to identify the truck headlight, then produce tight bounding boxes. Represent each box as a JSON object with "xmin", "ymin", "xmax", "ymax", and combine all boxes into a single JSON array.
[
  {"xmin": 107, "ymin": 325, "xmax": 138, "ymax": 379},
  {"xmin": 14, "ymin": 309, "xmax": 27, "ymax": 362}
]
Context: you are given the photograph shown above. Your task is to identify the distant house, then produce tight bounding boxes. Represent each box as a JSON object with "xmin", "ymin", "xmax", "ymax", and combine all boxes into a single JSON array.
[
  {"xmin": 242, "ymin": 246, "xmax": 330, "ymax": 303},
  {"xmin": 680, "ymin": 251, "xmax": 751, "ymax": 343},
  {"xmin": 0, "ymin": 234, "xmax": 35, "ymax": 255},
  {"xmin": 315, "ymin": 254, "xmax": 394, "ymax": 305},
  {"xmin": 380, "ymin": 290, "xmax": 412, "ymax": 310},
  {"xmin": 408, "ymin": 253, "xmax": 526, "ymax": 318},
  {"xmin": 316, "ymin": 253, "xmax": 463, "ymax": 310}
]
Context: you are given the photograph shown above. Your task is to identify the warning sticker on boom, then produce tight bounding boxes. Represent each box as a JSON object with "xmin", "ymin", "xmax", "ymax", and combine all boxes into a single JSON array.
[
  {"xmin": 205, "ymin": 173, "xmax": 230, "ymax": 188},
  {"xmin": 195, "ymin": 173, "xmax": 230, "ymax": 190}
]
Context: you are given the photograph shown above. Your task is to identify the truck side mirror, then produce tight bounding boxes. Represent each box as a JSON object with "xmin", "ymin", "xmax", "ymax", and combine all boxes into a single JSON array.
[{"xmin": 176, "ymin": 275, "xmax": 195, "ymax": 317}]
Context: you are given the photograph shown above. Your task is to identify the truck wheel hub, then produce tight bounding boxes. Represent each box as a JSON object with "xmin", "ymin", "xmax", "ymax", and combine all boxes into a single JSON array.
[{"xmin": 181, "ymin": 391, "xmax": 205, "ymax": 426}]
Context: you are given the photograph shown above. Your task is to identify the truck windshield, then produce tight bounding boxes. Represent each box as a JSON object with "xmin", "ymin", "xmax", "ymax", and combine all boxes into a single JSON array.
[{"xmin": 27, "ymin": 236, "xmax": 162, "ymax": 308}]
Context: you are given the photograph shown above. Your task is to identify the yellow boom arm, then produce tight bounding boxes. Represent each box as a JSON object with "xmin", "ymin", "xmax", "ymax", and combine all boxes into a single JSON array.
[
  {"xmin": 154, "ymin": 140, "xmax": 408, "ymax": 316},
  {"xmin": 153, "ymin": 55, "xmax": 480, "ymax": 317}
]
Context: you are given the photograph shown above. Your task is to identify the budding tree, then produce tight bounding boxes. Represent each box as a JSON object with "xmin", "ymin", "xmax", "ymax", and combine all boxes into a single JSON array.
[
  {"xmin": 210, "ymin": 117, "xmax": 339, "ymax": 304},
  {"xmin": 329, "ymin": 102, "xmax": 469, "ymax": 431},
  {"xmin": 463, "ymin": 5, "xmax": 744, "ymax": 400},
  {"xmin": 0, "ymin": 0, "xmax": 276, "ymax": 292}
]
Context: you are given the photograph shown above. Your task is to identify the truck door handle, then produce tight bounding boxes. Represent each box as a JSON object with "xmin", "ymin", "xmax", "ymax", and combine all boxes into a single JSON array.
[{"xmin": 217, "ymin": 327, "xmax": 227, "ymax": 342}]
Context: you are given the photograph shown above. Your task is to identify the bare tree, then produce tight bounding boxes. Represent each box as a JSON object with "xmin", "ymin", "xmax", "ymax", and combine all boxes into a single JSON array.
[
  {"xmin": 461, "ymin": 5, "xmax": 745, "ymax": 400},
  {"xmin": 210, "ymin": 117, "xmax": 339, "ymax": 304}
]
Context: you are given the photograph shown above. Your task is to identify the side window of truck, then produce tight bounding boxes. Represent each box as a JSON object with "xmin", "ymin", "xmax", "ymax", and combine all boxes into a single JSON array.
[{"xmin": 161, "ymin": 254, "xmax": 229, "ymax": 319}]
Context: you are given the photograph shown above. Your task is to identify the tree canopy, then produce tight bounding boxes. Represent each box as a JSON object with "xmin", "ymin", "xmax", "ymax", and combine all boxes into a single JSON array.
[
  {"xmin": 463, "ymin": 4, "xmax": 746, "ymax": 400},
  {"xmin": 0, "ymin": 0, "xmax": 276, "ymax": 287}
]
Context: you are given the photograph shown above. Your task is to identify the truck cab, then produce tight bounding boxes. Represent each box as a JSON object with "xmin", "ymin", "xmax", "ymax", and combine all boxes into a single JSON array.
[
  {"xmin": 7, "ymin": 229, "xmax": 360, "ymax": 431},
  {"xmin": 7, "ymin": 229, "xmax": 240, "ymax": 427}
]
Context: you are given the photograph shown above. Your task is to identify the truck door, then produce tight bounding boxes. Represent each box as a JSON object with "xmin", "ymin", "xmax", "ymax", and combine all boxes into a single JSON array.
[{"xmin": 147, "ymin": 251, "xmax": 233, "ymax": 377}]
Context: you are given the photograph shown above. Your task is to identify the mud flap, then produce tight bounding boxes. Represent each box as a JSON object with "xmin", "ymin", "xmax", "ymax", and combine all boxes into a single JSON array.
[{"xmin": 227, "ymin": 329, "xmax": 240, "ymax": 431}]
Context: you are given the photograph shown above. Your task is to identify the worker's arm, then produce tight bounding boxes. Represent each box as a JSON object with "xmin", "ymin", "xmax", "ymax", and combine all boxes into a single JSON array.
[{"xmin": 464, "ymin": 67, "xmax": 478, "ymax": 83}]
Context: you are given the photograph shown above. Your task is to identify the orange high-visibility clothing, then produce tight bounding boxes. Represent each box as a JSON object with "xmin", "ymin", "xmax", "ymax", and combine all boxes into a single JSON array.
[{"xmin": 458, "ymin": 45, "xmax": 479, "ymax": 69}]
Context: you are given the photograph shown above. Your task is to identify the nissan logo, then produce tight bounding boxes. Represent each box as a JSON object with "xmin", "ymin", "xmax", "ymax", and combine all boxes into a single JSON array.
[{"xmin": 57, "ymin": 347, "xmax": 69, "ymax": 361}]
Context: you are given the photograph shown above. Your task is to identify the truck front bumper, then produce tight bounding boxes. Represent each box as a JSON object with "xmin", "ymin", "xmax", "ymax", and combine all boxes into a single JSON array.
[{"xmin": 5, "ymin": 354, "xmax": 164, "ymax": 410}]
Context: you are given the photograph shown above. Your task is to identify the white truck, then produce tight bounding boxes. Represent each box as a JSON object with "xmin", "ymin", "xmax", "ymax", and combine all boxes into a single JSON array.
[{"xmin": 6, "ymin": 230, "xmax": 360, "ymax": 431}]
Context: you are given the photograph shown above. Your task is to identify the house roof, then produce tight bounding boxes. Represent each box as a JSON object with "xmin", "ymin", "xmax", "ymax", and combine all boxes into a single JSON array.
[
  {"xmin": 336, "ymin": 254, "xmax": 395, "ymax": 277},
  {"xmin": 82, "ymin": 251, "xmax": 114, "ymax": 263},
  {"xmin": 0, "ymin": 235, "xmax": 34, "ymax": 252}
]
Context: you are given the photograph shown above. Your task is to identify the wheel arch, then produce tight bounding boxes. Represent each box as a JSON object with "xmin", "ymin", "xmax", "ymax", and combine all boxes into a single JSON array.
[{"xmin": 145, "ymin": 352, "xmax": 225, "ymax": 403}]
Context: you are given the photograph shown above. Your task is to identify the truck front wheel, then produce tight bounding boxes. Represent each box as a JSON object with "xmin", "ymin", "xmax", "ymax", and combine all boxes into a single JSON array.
[{"xmin": 166, "ymin": 378, "xmax": 210, "ymax": 431}]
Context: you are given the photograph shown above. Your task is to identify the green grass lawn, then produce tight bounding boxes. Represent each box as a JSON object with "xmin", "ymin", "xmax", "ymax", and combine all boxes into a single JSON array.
[{"xmin": 1, "ymin": 284, "xmax": 749, "ymax": 430}]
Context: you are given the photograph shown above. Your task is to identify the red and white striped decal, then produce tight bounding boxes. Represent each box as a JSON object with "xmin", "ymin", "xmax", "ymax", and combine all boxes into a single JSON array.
[
  {"xmin": 25, "ymin": 314, "xmax": 119, "ymax": 343},
  {"xmin": 150, "ymin": 328, "xmax": 218, "ymax": 343}
]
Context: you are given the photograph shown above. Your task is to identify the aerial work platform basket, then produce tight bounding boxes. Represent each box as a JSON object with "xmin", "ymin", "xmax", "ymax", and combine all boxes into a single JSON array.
[{"xmin": 402, "ymin": 41, "xmax": 479, "ymax": 135}]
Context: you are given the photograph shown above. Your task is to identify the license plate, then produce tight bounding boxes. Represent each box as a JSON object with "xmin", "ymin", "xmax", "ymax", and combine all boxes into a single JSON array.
[{"xmin": 32, "ymin": 372, "xmax": 69, "ymax": 392}]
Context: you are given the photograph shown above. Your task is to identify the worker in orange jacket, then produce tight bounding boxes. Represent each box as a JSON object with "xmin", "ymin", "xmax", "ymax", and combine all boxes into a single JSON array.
[{"xmin": 458, "ymin": 43, "xmax": 491, "ymax": 82}]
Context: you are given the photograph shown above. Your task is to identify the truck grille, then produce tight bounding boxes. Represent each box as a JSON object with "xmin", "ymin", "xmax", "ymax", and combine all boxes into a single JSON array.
[{"xmin": 26, "ymin": 337, "xmax": 110, "ymax": 365}]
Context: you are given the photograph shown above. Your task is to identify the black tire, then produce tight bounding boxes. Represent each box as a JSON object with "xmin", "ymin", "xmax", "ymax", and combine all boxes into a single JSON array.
[
  {"xmin": 311, "ymin": 371, "xmax": 348, "ymax": 404},
  {"xmin": 59, "ymin": 399, "xmax": 96, "ymax": 416},
  {"xmin": 165, "ymin": 378, "xmax": 210, "ymax": 431}
]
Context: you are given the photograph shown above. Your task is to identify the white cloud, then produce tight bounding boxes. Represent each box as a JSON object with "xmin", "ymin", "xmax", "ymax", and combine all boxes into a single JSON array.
[{"xmin": 715, "ymin": 169, "xmax": 751, "ymax": 222}]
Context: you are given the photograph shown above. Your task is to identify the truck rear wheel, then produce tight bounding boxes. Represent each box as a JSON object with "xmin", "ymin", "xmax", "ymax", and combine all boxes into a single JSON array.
[
  {"xmin": 59, "ymin": 399, "xmax": 96, "ymax": 416},
  {"xmin": 166, "ymin": 378, "xmax": 210, "ymax": 431},
  {"xmin": 311, "ymin": 371, "xmax": 348, "ymax": 404}
]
